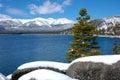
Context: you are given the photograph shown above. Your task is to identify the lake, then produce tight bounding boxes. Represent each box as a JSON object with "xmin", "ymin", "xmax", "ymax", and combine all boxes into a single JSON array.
[{"xmin": 0, "ymin": 34, "xmax": 120, "ymax": 75}]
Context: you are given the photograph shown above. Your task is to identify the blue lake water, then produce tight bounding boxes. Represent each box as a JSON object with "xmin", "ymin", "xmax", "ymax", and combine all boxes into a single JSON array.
[{"xmin": 0, "ymin": 34, "xmax": 120, "ymax": 75}]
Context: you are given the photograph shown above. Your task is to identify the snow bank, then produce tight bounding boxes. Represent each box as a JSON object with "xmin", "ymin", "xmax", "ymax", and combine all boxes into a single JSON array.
[
  {"xmin": 71, "ymin": 55, "xmax": 120, "ymax": 65},
  {"xmin": 18, "ymin": 61, "xmax": 70, "ymax": 71},
  {"xmin": 0, "ymin": 73, "xmax": 9, "ymax": 80},
  {"xmin": 7, "ymin": 74, "xmax": 12, "ymax": 80},
  {"xmin": 18, "ymin": 69, "xmax": 77, "ymax": 80}
]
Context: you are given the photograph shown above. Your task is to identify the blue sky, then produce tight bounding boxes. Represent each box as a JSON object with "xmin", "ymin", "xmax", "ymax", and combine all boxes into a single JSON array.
[{"xmin": 0, "ymin": 0, "xmax": 120, "ymax": 20}]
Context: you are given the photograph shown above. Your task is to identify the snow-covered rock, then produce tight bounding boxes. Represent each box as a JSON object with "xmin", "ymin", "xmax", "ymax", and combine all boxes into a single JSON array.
[
  {"xmin": 67, "ymin": 55, "xmax": 120, "ymax": 80},
  {"xmin": 71, "ymin": 55, "xmax": 120, "ymax": 65},
  {"xmin": 18, "ymin": 69, "xmax": 77, "ymax": 80},
  {"xmin": 18, "ymin": 61, "xmax": 70, "ymax": 71},
  {"xmin": 67, "ymin": 62, "xmax": 107, "ymax": 80},
  {"xmin": 0, "ymin": 73, "xmax": 9, "ymax": 80},
  {"xmin": 9, "ymin": 55, "xmax": 120, "ymax": 80}
]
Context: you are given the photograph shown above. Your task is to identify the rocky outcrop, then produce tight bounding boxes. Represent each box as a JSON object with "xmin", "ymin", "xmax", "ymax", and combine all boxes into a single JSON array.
[
  {"xmin": 104, "ymin": 61, "xmax": 120, "ymax": 80},
  {"xmin": 66, "ymin": 62, "xmax": 107, "ymax": 80}
]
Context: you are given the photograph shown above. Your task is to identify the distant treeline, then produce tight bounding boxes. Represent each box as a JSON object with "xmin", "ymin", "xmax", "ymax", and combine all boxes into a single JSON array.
[{"xmin": 0, "ymin": 28, "xmax": 72, "ymax": 34}]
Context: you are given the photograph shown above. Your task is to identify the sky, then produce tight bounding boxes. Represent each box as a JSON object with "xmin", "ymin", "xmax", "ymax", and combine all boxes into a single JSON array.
[{"xmin": 0, "ymin": 0, "xmax": 120, "ymax": 20}]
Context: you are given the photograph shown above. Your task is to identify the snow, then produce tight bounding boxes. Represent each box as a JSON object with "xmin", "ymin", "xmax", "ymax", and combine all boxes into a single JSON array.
[
  {"xmin": 103, "ymin": 16, "xmax": 120, "ymax": 26},
  {"xmin": 0, "ymin": 74, "xmax": 5, "ymax": 80},
  {"xmin": 0, "ymin": 73, "xmax": 9, "ymax": 80},
  {"xmin": 0, "ymin": 17, "xmax": 74, "ymax": 25},
  {"xmin": 97, "ymin": 35, "xmax": 120, "ymax": 38},
  {"xmin": 71, "ymin": 55, "xmax": 120, "ymax": 65},
  {"xmin": 17, "ymin": 61, "xmax": 70, "ymax": 71},
  {"xmin": 0, "ymin": 14, "xmax": 11, "ymax": 19},
  {"xmin": 4, "ymin": 55, "xmax": 120, "ymax": 80},
  {"xmin": 7, "ymin": 74, "xmax": 12, "ymax": 80},
  {"xmin": 52, "ymin": 18, "xmax": 74, "ymax": 25},
  {"xmin": 0, "ymin": 17, "xmax": 74, "ymax": 31},
  {"xmin": 93, "ymin": 16, "xmax": 120, "ymax": 30},
  {"xmin": 18, "ymin": 19, "xmax": 31, "ymax": 24},
  {"xmin": 18, "ymin": 69, "xmax": 77, "ymax": 80}
]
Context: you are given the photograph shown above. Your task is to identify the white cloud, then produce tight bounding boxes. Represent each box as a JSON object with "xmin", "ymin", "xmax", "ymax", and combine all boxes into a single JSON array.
[
  {"xmin": 0, "ymin": 3, "xmax": 3, "ymax": 7},
  {"xmin": 6, "ymin": 8, "xmax": 26, "ymax": 15},
  {"xmin": 28, "ymin": 0, "xmax": 71, "ymax": 14},
  {"xmin": 0, "ymin": 14, "xmax": 12, "ymax": 19},
  {"xmin": 62, "ymin": 0, "xmax": 71, "ymax": 6}
]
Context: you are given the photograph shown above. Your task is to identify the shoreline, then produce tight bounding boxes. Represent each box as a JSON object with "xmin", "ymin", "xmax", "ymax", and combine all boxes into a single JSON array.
[
  {"xmin": 0, "ymin": 33, "xmax": 120, "ymax": 38},
  {"xmin": 96, "ymin": 35, "xmax": 120, "ymax": 38}
]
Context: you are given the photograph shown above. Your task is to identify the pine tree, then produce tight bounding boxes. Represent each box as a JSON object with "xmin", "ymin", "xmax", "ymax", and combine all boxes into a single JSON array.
[
  {"xmin": 66, "ymin": 8, "xmax": 100, "ymax": 62},
  {"xmin": 113, "ymin": 40, "xmax": 120, "ymax": 54}
]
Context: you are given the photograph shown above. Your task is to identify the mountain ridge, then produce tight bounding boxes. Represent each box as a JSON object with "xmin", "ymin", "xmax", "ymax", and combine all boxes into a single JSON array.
[
  {"xmin": 0, "ymin": 16, "xmax": 120, "ymax": 34},
  {"xmin": 0, "ymin": 18, "xmax": 74, "ymax": 34},
  {"xmin": 92, "ymin": 16, "xmax": 120, "ymax": 35}
]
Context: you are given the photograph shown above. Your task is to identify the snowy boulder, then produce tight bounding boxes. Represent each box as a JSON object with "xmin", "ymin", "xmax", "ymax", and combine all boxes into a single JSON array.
[
  {"xmin": 104, "ymin": 61, "xmax": 120, "ymax": 80},
  {"xmin": 66, "ymin": 55, "xmax": 120, "ymax": 80},
  {"xmin": 18, "ymin": 69, "xmax": 77, "ymax": 80},
  {"xmin": 12, "ymin": 61, "xmax": 70, "ymax": 80},
  {"xmin": 12, "ymin": 67, "xmax": 67, "ymax": 80},
  {"xmin": 0, "ymin": 73, "xmax": 9, "ymax": 80},
  {"xmin": 66, "ymin": 62, "xmax": 108, "ymax": 80}
]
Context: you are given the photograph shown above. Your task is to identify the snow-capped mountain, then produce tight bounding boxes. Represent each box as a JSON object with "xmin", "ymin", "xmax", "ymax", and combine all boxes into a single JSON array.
[
  {"xmin": 92, "ymin": 16, "xmax": 120, "ymax": 29},
  {"xmin": 92, "ymin": 16, "xmax": 120, "ymax": 35},
  {"xmin": 0, "ymin": 18, "xmax": 74, "ymax": 33},
  {"xmin": 1, "ymin": 16, "xmax": 120, "ymax": 34}
]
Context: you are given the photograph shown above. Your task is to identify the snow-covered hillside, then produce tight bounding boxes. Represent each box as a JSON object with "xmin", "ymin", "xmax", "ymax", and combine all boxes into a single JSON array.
[
  {"xmin": 91, "ymin": 16, "xmax": 120, "ymax": 35},
  {"xmin": 0, "ymin": 18, "xmax": 74, "ymax": 33},
  {"xmin": 92, "ymin": 16, "xmax": 120, "ymax": 29}
]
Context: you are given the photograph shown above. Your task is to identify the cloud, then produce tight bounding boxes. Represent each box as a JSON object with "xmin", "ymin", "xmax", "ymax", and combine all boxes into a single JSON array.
[
  {"xmin": 6, "ymin": 8, "xmax": 26, "ymax": 15},
  {"xmin": 0, "ymin": 14, "xmax": 12, "ymax": 19},
  {"xmin": 28, "ymin": 0, "xmax": 71, "ymax": 14},
  {"xmin": 0, "ymin": 3, "xmax": 3, "ymax": 7},
  {"xmin": 62, "ymin": 0, "xmax": 71, "ymax": 6}
]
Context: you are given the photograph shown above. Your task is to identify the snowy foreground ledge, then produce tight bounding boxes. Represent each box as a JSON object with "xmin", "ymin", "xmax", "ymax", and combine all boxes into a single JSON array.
[
  {"xmin": 3, "ymin": 55, "xmax": 120, "ymax": 80},
  {"xmin": 71, "ymin": 55, "xmax": 120, "ymax": 65}
]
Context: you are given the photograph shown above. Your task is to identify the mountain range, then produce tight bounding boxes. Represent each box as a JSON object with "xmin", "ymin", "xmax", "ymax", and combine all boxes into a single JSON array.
[
  {"xmin": 0, "ymin": 16, "xmax": 120, "ymax": 34},
  {"xmin": 0, "ymin": 18, "xmax": 74, "ymax": 34}
]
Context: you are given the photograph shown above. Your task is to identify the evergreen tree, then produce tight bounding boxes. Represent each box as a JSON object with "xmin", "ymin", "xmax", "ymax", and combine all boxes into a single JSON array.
[
  {"xmin": 113, "ymin": 40, "xmax": 120, "ymax": 54},
  {"xmin": 66, "ymin": 8, "xmax": 100, "ymax": 62}
]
